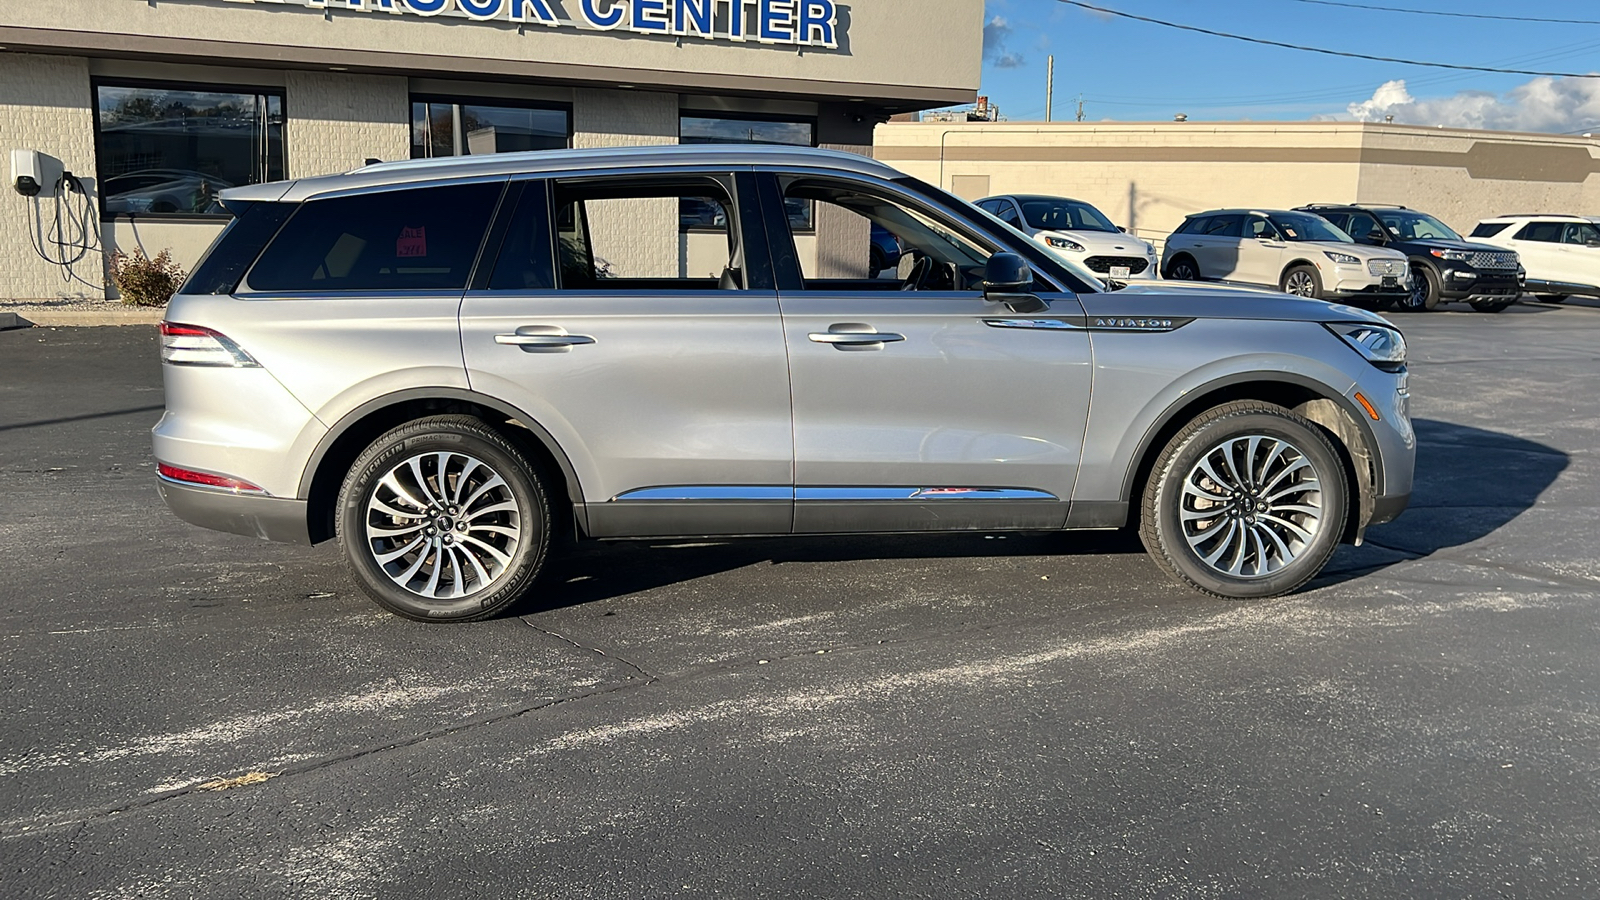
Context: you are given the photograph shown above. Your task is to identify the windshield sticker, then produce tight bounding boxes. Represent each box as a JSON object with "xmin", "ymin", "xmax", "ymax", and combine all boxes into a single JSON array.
[
  {"xmin": 397, "ymin": 227, "xmax": 428, "ymax": 258},
  {"xmin": 1283, "ymin": 227, "xmax": 1300, "ymax": 239}
]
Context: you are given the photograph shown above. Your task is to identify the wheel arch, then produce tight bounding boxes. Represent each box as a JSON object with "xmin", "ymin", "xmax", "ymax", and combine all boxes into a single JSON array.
[
  {"xmin": 1165, "ymin": 252, "xmax": 1199, "ymax": 277},
  {"xmin": 298, "ymin": 388, "xmax": 586, "ymax": 545},
  {"xmin": 1120, "ymin": 374, "xmax": 1380, "ymax": 544},
  {"xmin": 1280, "ymin": 258, "xmax": 1321, "ymax": 284}
]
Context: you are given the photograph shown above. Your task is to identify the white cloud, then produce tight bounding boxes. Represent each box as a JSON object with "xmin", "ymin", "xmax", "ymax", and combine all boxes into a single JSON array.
[
  {"xmin": 983, "ymin": 15, "xmax": 1026, "ymax": 69},
  {"xmin": 1327, "ymin": 76, "xmax": 1600, "ymax": 133}
]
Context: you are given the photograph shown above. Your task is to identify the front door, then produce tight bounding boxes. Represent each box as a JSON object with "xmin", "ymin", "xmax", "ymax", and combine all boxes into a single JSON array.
[
  {"xmin": 761, "ymin": 173, "xmax": 1093, "ymax": 533},
  {"xmin": 460, "ymin": 174, "xmax": 794, "ymax": 538},
  {"xmin": 1239, "ymin": 215, "xmax": 1288, "ymax": 285}
]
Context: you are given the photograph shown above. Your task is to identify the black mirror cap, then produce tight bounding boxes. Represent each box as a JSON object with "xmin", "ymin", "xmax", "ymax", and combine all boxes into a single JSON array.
[{"xmin": 984, "ymin": 252, "xmax": 1034, "ymax": 293}]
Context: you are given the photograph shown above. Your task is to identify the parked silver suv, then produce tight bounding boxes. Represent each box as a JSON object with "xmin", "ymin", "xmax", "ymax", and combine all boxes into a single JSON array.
[{"xmin": 155, "ymin": 146, "xmax": 1414, "ymax": 622}]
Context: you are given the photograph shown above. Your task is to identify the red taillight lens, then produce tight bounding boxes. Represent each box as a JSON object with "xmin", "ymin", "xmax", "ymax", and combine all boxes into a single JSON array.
[
  {"xmin": 160, "ymin": 322, "xmax": 259, "ymax": 368},
  {"xmin": 157, "ymin": 463, "xmax": 265, "ymax": 494}
]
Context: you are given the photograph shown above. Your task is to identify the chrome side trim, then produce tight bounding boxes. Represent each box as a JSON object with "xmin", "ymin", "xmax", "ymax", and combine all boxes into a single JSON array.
[
  {"xmin": 984, "ymin": 318, "xmax": 1084, "ymax": 331},
  {"xmin": 613, "ymin": 486, "xmax": 793, "ymax": 502},
  {"xmin": 984, "ymin": 316, "xmax": 1195, "ymax": 333},
  {"xmin": 797, "ymin": 487, "xmax": 1059, "ymax": 501}
]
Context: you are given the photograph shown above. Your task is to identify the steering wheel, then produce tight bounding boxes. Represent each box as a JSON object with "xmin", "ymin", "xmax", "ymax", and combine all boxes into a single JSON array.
[{"xmin": 900, "ymin": 255, "xmax": 932, "ymax": 292}]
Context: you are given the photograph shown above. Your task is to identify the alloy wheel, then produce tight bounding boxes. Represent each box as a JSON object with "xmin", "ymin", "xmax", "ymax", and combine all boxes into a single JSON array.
[
  {"xmin": 1284, "ymin": 271, "xmax": 1318, "ymax": 297},
  {"xmin": 364, "ymin": 452, "xmax": 523, "ymax": 600},
  {"xmin": 1179, "ymin": 435, "xmax": 1324, "ymax": 579}
]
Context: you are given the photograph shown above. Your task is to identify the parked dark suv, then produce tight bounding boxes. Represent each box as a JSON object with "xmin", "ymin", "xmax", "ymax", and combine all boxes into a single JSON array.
[{"xmin": 1296, "ymin": 204, "xmax": 1523, "ymax": 312}]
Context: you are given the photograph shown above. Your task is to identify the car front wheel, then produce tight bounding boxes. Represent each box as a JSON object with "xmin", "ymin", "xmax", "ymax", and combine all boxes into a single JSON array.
[
  {"xmin": 1165, "ymin": 256, "xmax": 1200, "ymax": 281},
  {"xmin": 1281, "ymin": 265, "xmax": 1323, "ymax": 299},
  {"xmin": 337, "ymin": 415, "xmax": 550, "ymax": 623},
  {"xmin": 1140, "ymin": 402, "xmax": 1349, "ymax": 599}
]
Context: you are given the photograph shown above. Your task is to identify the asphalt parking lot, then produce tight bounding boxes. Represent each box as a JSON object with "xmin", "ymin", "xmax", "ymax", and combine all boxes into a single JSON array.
[{"xmin": 3, "ymin": 299, "xmax": 1599, "ymax": 898}]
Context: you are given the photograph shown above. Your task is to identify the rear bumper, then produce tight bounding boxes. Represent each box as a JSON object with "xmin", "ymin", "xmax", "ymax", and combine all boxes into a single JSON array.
[{"xmin": 158, "ymin": 479, "xmax": 311, "ymax": 545}]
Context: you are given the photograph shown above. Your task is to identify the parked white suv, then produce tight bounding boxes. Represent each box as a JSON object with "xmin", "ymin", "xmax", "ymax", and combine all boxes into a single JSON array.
[
  {"xmin": 1162, "ymin": 209, "xmax": 1411, "ymax": 307},
  {"xmin": 1470, "ymin": 215, "xmax": 1600, "ymax": 303},
  {"xmin": 977, "ymin": 194, "xmax": 1159, "ymax": 280}
]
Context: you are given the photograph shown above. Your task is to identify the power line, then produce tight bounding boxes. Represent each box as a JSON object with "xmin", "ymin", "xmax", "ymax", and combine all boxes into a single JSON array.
[
  {"xmin": 1283, "ymin": 0, "xmax": 1600, "ymax": 26},
  {"xmin": 1055, "ymin": 0, "xmax": 1600, "ymax": 77}
]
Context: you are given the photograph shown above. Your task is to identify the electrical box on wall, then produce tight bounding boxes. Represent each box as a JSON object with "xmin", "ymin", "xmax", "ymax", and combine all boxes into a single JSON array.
[{"xmin": 11, "ymin": 149, "xmax": 64, "ymax": 198}]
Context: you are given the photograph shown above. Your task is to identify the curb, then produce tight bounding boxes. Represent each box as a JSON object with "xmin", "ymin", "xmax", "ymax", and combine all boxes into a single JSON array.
[{"xmin": 0, "ymin": 307, "xmax": 165, "ymax": 327}]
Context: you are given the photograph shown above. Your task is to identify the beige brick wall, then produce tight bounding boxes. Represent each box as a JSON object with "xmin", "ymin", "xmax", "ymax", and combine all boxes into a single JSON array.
[
  {"xmin": 573, "ymin": 90, "xmax": 680, "ymax": 280},
  {"xmin": 0, "ymin": 53, "xmax": 99, "ymax": 301},
  {"xmin": 285, "ymin": 72, "xmax": 410, "ymax": 178}
]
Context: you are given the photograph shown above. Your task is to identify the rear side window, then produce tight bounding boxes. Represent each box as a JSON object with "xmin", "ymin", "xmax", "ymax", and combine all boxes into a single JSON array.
[
  {"xmin": 246, "ymin": 182, "xmax": 504, "ymax": 292},
  {"xmin": 1514, "ymin": 221, "xmax": 1562, "ymax": 243},
  {"xmin": 1175, "ymin": 216, "xmax": 1207, "ymax": 235},
  {"xmin": 1202, "ymin": 214, "xmax": 1244, "ymax": 237},
  {"xmin": 1470, "ymin": 222, "xmax": 1508, "ymax": 238},
  {"xmin": 181, "ymin": 202, "xmax": 295, "ymax": 295}
]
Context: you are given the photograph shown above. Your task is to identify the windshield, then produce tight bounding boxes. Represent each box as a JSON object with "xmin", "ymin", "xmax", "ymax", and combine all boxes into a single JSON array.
[
  {"xmin": 1019, "ymin": 198, "xmax": 1119, "ymax": 233},
  {"xmin": 1378, "ymin": 211, "xmax": 1462, "ymax": 241},
  {"xmin": 1268, "ymin": 213, "xmax": 1353, "ymax": 244}
]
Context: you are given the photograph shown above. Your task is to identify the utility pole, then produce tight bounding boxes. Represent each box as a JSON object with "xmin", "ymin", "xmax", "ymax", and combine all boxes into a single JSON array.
[
  {"xmin": 1046, "ymin": 55, "xmax": 1054, "ymax": 123},
  {"xmin": 1076, "ymin": 94, "xmax": 1085, "ymax": 122}
]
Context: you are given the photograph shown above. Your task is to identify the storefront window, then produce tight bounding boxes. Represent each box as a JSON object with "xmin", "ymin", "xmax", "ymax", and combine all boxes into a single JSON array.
[
  {"xmin": 410, "ymin": 99, "xmax": 571, "ymax": 158},
  {"xmin": 680, "ymin": 114, "xmax": 817, "ymax": 231},
  {"xmin": 94, "ymin": 82, "xmax": 285, "ymax": 217}
]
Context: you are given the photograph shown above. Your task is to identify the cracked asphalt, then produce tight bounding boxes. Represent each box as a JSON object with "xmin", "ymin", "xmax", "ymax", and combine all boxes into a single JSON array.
[{"xmin": 2, "ymin": 300, "xmax": 1598, "ymax": 899}]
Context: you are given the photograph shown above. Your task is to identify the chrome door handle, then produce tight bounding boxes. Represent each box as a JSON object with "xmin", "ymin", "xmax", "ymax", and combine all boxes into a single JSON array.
[
  {"xmin": 495, "ymin": 328, "xmax": 595, "ymax": 352},
  {"xmin": 809, "ymin": 324, "xmax": 905, "ymax": 348}
]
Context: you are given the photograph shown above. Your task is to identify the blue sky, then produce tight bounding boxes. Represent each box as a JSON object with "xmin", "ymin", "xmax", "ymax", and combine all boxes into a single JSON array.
[{"xmin": 977, "ymin": 0, "xmax": 1600, "ymax": 132}]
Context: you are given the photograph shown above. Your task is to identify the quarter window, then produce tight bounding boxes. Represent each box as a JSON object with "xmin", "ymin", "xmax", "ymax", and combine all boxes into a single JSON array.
[
  {"xmin": 410, "ymin": 98, "xmax": 570, "ymax": 158},
  {"xmin": 246, "ymin": 182, "xmax": 504, "ymax": 293},
  {"xmin": 94, "ymin": 81, "xmax": 285, "ymax": 217},
  {"xmin": 1470, "ymin": 222, "xmax": 1510, "ymax": 239}
]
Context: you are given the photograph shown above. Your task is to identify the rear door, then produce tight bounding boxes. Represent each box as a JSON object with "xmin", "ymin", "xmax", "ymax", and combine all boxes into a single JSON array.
[
  {"xmin": 761, "ymin": 171, "xmax": 1092, "ymax": 533},
  {"xmin": 459, "ymin": 172, "xmax": 794, "ymax": 538},
  {"xmin": 1191, "ymin": 213, "xmax": 1244, "ymax": 279}
]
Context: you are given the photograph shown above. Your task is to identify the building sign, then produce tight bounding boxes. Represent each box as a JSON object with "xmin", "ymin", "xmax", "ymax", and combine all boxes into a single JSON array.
[{"xmin": 211, "ymin": 0, "xmax": 841, "ymax": 48}]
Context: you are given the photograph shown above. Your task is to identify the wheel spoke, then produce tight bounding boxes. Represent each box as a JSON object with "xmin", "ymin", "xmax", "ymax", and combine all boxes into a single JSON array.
[
  {"xmin": 465, "ymin": 501, "xmax": 519, "ymax": 520},
  {"xmin": 379, "ymin": 473, "xmax": 430, "ymax": 512},
  {"xmin": 408, "ymin": 457, "xmax": 442, "ymax": 509},
  {"xmin": 375, "ymin": 534, "xmax": 428, "ymax": 565},
  {"xmin": 1180, "ymin": 432, "xmax": 1325, "ymax": 581},
  {"xmin": 458, "ymin": 533, "xmax": 514, "ymax": 570},
  {"xmin": 1259, "ymin": 512, "xmax": 1315, "ymax": 543}
]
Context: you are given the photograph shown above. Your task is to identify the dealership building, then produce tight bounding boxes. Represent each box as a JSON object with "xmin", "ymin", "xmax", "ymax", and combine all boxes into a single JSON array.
[
  {"xmin": 876, "ymin": 120, "xmax": 1600, "ymax": 251},
  {"xmin": 0, "ymin": 0, "xmax": 982, "ymax": 302}
]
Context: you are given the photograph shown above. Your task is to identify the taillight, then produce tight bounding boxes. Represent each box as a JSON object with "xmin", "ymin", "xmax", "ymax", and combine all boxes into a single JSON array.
[
  {"xmin": 157, "ymin": 463, "xmax": 265, "ymax": 494},
  {"xmin": 160, "ymin": 322, "xmax": 260, "ymax": 368}
]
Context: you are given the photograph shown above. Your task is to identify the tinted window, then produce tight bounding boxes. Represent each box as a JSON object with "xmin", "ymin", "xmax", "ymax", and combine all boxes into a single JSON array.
[
  {"xmin": 1515, "ymin": 222, "xmax": 1563, "ymax": 243},
  {"xmin": 1176, "ymin": 216, "xmax": 1208, "ymax": 235},
  {"xmin": 1268, "ymin": 213, "xmax": 1353, "ymax": 243},
  {"xmin": 488, "ymin": 183, "xmax": 555, "ymax": 291},
  {"xmin": 1377, "ymin": 210, "xmax": 1458, "ymax": 241},
  {"xmin": 1319, "ymin": 212, "xmax": 1351, "ymax": 232},
  {"xmin": 181, "ymin": 202, "xmax": 295, "ymax": 295},
  {"xmin": 95, "ymin": 82, "xmax": 285, "ymax": 217},
  {"xmin": 998, "ymin": 204, "xmax": 1022, "ymax": 227},
  {"xmin": 1202, "ymin": 214, "xmax": 1244, "ymax": 237},
  {"xmin": 247, "ymin": 182, "xmax": 503, "ymax": 292},
  {"xmin": 1019, "ymin": 198, "xmax": 1117, "ymax": 233},
  {"xmin": 1245, "ymin": 215, "xmax": 1278, "ymax": 239},
  {"xmin": 1471, "ymin": 222, "xmax": 1510, "ymax": 238}
]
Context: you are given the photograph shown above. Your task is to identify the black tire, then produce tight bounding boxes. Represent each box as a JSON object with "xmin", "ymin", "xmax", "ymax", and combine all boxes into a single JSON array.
[
  {"xmin": 1469, "ymin": 298, "xmax": 1515, "ymax": 313},
  {"xmin": 1534, "ymin": 294, "xmax": 1568, "ymax": 304},
  {"xmin": 869, "ymin": 247, "xmax": 886, "ymax": 279},
  {"xmin": 336, "ymin": 415, "xmax": 551, "ymax": 623},
  {"xmin": 1281, "ymin": 264, "xmax": 1323, "ymax": 300},
  {"xmin": 1139, "ymin": 401, "xmax": 1350, "ymax": 600},
  {"xmin": 1165, "ymin": 255, "xmax": 1200, "ymax": 281},
  {"xmin": 1402, "ymin": 265, "xmax": 1441, "ymax": 311}
]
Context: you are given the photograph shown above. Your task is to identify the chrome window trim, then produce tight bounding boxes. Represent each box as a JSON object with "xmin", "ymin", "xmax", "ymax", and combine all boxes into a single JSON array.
[{"xmin": 613, "ymin": 486, "xmax": 792, "ymax": 502}]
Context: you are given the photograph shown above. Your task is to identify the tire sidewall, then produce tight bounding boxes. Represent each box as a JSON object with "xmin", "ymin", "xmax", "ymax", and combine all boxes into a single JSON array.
[
  {"xmin": 1282, "ymin": 265, "xmax": 1322, "ymax": 299},
  {"xmin": 337, "ymin": 421, "xmax": 548, "ymax": 622},
  {"xmin": 1167, "ymin": 256, "xmax": 1199, "ymax": 280},
  {"xmin": 1150, "ymin": 411, "xmax": 1348, "ymax": 599}
]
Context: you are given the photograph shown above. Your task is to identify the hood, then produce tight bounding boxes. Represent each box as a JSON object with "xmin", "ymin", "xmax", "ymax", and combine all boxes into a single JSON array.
[
  {"xmin": 1394, "ymin": 237, "xmax": 1510, "ymax": 254},
  {"xmin": 1038, "ymin": 229, "xmax": 1156, "ymax": 254},
  {"xmin": 1103, "ymin": 281, "xmax": 1390, "ymax": 325},
  {"xmin": 1292, "ymin": 241, "xmax": 1406, "ymax": 262}
]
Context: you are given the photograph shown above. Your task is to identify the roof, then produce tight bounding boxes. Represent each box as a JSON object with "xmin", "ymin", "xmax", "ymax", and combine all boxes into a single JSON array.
[
  {"xmin": 1184, "ymin": 208, "xmax": 1316, "ymax": 218},
  {"xmin": 989, "ymin": 194, "xmax": 1091, "ymax": 204},
  {"xmin": 1479, "ymin": 213, "xmax": 1593, "ymax": 222},
  {"xmin": 220, "ymin": 144, "xmax": 905, "ymax": 204}
]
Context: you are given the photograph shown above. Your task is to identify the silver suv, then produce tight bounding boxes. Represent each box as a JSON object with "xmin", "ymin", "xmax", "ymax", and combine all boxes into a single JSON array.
[{"xmin": 155, "ymin": 146, "xmax": 1414, "ymax": 622}]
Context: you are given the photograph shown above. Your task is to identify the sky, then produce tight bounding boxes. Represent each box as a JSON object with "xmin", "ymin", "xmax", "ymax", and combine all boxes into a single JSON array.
[{"xmin": 977, "ymin": 0, "xmax": 1600, "ymax": 133}]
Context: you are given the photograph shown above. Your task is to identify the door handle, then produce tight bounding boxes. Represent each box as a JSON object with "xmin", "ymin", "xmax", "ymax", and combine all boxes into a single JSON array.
[
  {"xmin": 495, "ymin": 327, "xmax": 595, "ymax": 352},
  {"xmin": 809, "ymin": 324, "xmax": 905, "ymax": 349}
]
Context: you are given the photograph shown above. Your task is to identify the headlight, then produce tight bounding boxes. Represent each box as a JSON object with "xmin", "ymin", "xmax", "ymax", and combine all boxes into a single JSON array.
[
  {"xmin": 1044, "ymin": 236, "xmax": 1085, "ymax": 252},
  {"xmin": 1326, "ymin": 322, "xmax": 1407, "ymax": 370},
  {"xmin": 1430, "ymin": 249, "xmax": 1470, "ymax": 262},
  {"xmin": 1324, "ymin": 251, "xmax": 1361, "ymax": 265}
]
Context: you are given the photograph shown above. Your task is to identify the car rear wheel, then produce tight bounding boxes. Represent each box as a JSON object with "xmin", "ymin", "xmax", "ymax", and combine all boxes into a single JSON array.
[
  {"xmin": 1470, "ymin": 298, "xmax": 1516, "ymax": 313},
  {"xmin": 1165, "ymin": 255, "xmax": 1200, "ymax": 281},
  {"xmin": 1140, "ymin": 401, "xmax": 1349, "ymax": 599},
  {"xmin": 1281, "ymin": 265, "xmax": 1323, "ymax": 299},
  {"xmin": 1534, "ymin": 294, "xmax": 1568, "ymax": 304},
  {"xmin": 337, "ymin": 415, "xmax": 550, "ymax": 623}
]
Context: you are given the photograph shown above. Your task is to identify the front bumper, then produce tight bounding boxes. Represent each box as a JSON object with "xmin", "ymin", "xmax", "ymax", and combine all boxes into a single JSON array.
[
  {"xmin": 1326, "ymin": 264, "xmax": 1409, "ymax": 300},
  {"xmin": 158, "ymin": 479, "xmax": 311, "ymax": 545},
  {"xmin": 1439, "ymin": 268, "xmax": 1520, "ymax": 301}
]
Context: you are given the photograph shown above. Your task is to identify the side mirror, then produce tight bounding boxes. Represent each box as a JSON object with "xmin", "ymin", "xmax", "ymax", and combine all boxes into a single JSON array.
[
  {"xmin": 1366, "ymin": 228, "xmax": 1386, "ymax": 244},
  {"xmin": 1117, "ymin": 225, "xmax": 1128, "ymax": 233},
  {"xmin": 1587, "ymin": 239, "xmax": 1600, "ymax": 248},
  {"xmin": 983, "ymin": 252, "xmax": 1049, "ymax": 314}
]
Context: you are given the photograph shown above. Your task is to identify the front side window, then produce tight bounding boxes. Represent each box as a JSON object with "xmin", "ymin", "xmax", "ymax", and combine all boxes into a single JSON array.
[
  {"xmin": 1245, "ymin": 216, "xmax": 1278, "ymax": 240},
  {"xmin": 1019, "ymin": 198, "xmax": 1118, "ymax": 233},
  {"xmin": 552, "ymin": 178, "xmax": 743, "ymax": 290},
  {"xmin": 1268, "ymin": 213, "xmax": 1354, "ymax": 243},
  {"xmin": 1346, "ymin": 213, "xmax": 1383, "ymax": 240},
  {"xmin": 410, "ymin": 98, "xmax": 570, "ymax": 158},
  {"xmin": 1378, "ymin": 211, "xmax": 1458, "ymax": 241},
  {"xmin": 95, "ymin": 82, "xmax": 285, "ymax": 217},
  {"xmin": 246, "ymin": 182, "xmax": 503, "ymax": 293},
  {"xmin": 781, "ymin": 177, "xmax": 995, "ymax": 291},
  {"xmin": 1562, "ymin": 222, "xmax": 1600, "ymax": 245}
]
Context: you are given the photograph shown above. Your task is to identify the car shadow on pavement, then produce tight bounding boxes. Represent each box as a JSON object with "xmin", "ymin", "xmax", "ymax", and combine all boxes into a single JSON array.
[{"xmin": 1316, "ymin": 416, "xmax": 1568, "ymax": 585}]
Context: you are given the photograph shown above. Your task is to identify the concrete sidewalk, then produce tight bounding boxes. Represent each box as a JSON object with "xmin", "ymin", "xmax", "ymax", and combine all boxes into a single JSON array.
[{"xmin": 0, "ymin": 304, "xmax": 163, "ymax": 329}]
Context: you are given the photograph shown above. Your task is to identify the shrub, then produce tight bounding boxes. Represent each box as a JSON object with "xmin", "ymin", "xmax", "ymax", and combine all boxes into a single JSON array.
[{"xmin": 108, "ymin": 249, "xmax": 186, "ymax": 307}]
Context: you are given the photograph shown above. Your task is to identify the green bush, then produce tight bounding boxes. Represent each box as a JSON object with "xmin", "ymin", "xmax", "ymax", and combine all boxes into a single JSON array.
[{"xmin": 108, "ymin": 249, "xmax": 186, "ymax": 308}]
